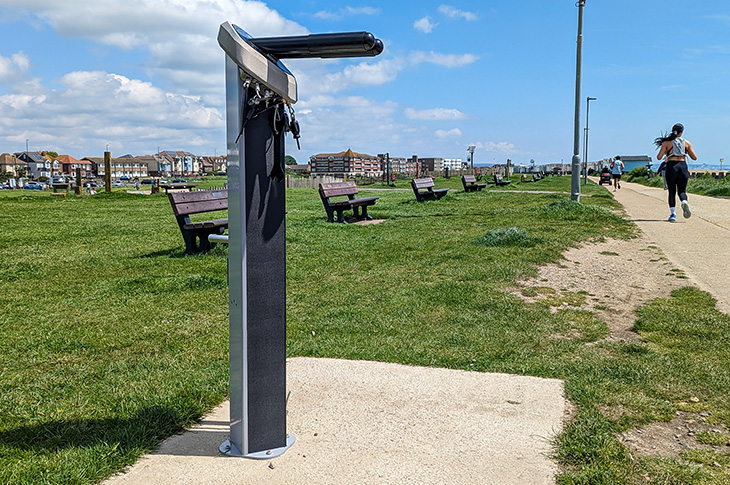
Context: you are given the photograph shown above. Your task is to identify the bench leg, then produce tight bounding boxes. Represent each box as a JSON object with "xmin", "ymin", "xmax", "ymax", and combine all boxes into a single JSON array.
[
  {"xmin": 335, "ymin": 208, "xmax": 347, "ymax": 223},
  {"xmin": 351, "ymin": 205, "xmax": 361, "ymax": 219},
  {"xmin": 360, "ymin": 205, "xmax": 373, "ymax": 220},
  {"xmin": 199, "ymin": 232, "xmax": 212, "ymax": 254},
  {"xmin": 182, "ymin": 231, "xmax": 199, "ymax": 255},
  {"xmin": 325, "ymin": 207, "xmax": 335, "ymax": 223}
]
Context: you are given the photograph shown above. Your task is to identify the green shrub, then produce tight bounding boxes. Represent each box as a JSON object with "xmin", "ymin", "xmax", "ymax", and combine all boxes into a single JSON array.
[{"xmin": 478, "ymin": 227, "xmax": 540, "ymax": 247}]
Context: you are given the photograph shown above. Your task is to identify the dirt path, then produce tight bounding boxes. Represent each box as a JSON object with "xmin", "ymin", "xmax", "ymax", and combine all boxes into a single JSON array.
[{"xmin": 517, "ymin": 179, "xmax": 730, "ymax": 462}]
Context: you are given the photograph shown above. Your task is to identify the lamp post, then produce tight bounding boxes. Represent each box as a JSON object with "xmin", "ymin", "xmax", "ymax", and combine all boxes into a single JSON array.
[
  {"xmin": 571, "ymin": 0, "xmax": 586, "ymax": 201},
  {"xmin": 721, "ymin": 158, "xmax": 724, "ymax": 172},
  {"xmin": 467, "ymin": 144, "xmax": 476, "ymax": 173},
  {"xmin": 583, "ymin": 96, "xmax": 596, "ymax": 184}
]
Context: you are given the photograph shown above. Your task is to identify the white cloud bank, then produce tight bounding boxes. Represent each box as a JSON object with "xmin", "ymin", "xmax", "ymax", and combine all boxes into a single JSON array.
[
  {"xmin": 0, "ymin": 67, "xmax": 222, "ymax": 155},
  {"xmin": 0, "ymin": 1, "xmax": 482, "ymax": 158}
]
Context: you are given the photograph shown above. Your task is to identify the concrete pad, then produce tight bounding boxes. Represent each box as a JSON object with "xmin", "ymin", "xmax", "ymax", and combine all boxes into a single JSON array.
[{"xmin": 105, "ymin": 357, "xmax": 566, "ymax": 485}]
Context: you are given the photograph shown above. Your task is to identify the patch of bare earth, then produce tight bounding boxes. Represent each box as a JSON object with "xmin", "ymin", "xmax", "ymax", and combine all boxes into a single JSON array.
[
  {"xmin": 620, "ymin": 410, "xmax": 730, "ymax": 461},
  {"xmin": 514, "ymin": 234, "xmax": 719, "ymax": 461},
  {"xmin": 515, "ymin": 234, "xmax": 687, "ymax": 343}
]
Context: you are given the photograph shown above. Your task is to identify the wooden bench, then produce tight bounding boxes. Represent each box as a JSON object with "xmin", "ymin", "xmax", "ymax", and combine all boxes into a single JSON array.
[
  {"xmin": 318, "ymin": 181, "xmax": 379, "ymax": 223},
  {"xmin": 462, "ymin": 174, "xmax": 487, "ymax": 192},
  {"xmin": 494, "ymin": 174, "xmax": 512, "ymax": 186},
  {"xmin": 411, "ymin": 177, "xmax": 450, "ymax": 201},
  {"xmin": 168, "ymin": 189, "xmax": 228, "ymax": 254}
]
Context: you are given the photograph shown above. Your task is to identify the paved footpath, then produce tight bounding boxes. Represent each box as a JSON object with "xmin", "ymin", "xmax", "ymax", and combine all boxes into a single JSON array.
[{"xmin": 606, "ymin": 179, "xmax": 730, "ymax": 314}]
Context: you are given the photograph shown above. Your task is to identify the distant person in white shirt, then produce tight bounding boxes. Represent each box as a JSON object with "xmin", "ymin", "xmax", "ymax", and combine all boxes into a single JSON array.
[{"xmin": 610, "ymin": 156, "xmax": 624, "ymax": 192}]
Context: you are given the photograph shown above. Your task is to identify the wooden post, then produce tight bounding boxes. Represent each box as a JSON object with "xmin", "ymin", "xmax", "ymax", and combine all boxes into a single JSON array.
[
  {"xmin": 75, "ymin": 167, "xmax": 82, "ymax": 195},
  {"xmin": 104, "ymin": 151, "xmax": 111, "ymax": 192}
]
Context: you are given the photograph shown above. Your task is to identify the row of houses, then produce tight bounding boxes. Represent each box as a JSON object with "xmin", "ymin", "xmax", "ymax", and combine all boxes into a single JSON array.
[{"xmin": 0, "ymin": 151, "xmax": 227, "ymax": 180}]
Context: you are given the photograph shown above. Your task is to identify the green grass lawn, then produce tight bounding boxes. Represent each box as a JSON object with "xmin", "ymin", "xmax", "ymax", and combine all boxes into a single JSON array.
[{"xmin": 2, "ymin": 177, "xmax": 730, "ymax": 484}]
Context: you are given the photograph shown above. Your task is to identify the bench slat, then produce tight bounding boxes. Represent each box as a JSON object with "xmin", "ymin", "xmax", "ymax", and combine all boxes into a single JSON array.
[
  {"xmin": 412, "ymin": 178, "xmax": 435, "ymax": 189},
  {"xmin": 168, "ymin": 190, "xmax": 228, "ymax": 216},
  {"xmin": 183, "ymin": 218, "xmax": 229, "ymax": 230},
  {"xmin": 320, "ymin": 181, "xmax": 359, "ymax": 198}
]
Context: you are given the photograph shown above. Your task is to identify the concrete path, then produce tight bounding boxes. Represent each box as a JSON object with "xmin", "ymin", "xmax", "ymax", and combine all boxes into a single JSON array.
[
  {"xmin": 608, "ymin": 180, "xmax": 730, "ymax": 314},
  {"xmin": 105, "ymin": 358, "xmax": 565, "ymax": 485}
]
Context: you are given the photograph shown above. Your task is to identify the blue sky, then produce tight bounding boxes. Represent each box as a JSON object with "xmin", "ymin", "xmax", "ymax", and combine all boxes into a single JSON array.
[{"xmin": 1, "ymin": 1, "xmax": 729, "ymax": 167}]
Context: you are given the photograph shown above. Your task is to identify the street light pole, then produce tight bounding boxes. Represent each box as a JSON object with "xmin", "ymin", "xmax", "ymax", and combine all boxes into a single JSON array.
[
  {"xmin": 583, "ymin": 96, "xmax": 596, "ymax": 184},
  {"xmin": 467, "ymin": 145, "xmax": 476, "ymax": 173},
  {"xmin": 571, "ymin": 0, "xmax": 586, "ymax": 202}
]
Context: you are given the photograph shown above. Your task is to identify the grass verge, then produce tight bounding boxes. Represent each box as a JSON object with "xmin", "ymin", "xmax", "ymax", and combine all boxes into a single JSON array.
[{"xmin": 2, "ymin": 176, "xmax": 729, "ymax": 483}]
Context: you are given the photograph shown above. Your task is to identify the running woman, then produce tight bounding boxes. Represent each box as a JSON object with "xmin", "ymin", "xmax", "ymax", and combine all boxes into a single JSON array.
[{"xmin": 654, "ymin": 123, "xmax": 697, "ymax": 222}]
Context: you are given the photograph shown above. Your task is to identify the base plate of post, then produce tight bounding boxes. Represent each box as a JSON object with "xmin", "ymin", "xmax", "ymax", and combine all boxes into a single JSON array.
[{"xmin": 219, "ymin": 434, "xmax": 296, "ymax": 459}]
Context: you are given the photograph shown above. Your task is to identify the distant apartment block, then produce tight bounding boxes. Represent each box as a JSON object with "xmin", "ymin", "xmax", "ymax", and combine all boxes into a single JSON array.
[
  {"xmin": 309, "ymin": 149, "xmax": 382, "ymax": 177},
  {"xmin": 84, "ymin": 156, "xmax": 149, "ymax": 179},
  {"xmin": 442, "ymin": 158, "xmax": 466, "ymax": 171},
  {"xmin": 381, "ymin": 156, "xmax": 418, "ymax": 176},
  {"xmin": 416, "ymin": 157, "xmax": 444, "ymax": 173}
]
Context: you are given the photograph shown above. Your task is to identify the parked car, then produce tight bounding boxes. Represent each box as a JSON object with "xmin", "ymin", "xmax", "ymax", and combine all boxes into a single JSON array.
[
  {"xmin": 119, "ymin": 175, "xmax": 130, "ymax": 181},
  {"xmin": 171, "ymin": 178, "xmax": 187, "ymax": 183},
  {"xmin": 83, "ymin": 181, "xmax": 99, "ymax": 188},
  {"xmin": 111, "ymin": 180, "xmax": 125, "ymax": 187},
  {"xmin": 23, "ymin": 181, "xmax": 45, "ymax": 190},
  {"xmin": 140, "ymin": 179, "xmax": 153, "ymax": 185}
]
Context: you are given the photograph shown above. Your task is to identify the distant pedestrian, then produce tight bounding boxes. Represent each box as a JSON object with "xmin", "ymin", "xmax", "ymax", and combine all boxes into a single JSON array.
[
  {"xmin": 610, "ymin": 156, "xmax": 624, "ymax": 192},
  {"xmin": 134, "ymin": 178, "xmax": 140, "ymax": 190},
  {"xmin": 655, "ymin": 123, "xmax": 697, "ymax": 222}
]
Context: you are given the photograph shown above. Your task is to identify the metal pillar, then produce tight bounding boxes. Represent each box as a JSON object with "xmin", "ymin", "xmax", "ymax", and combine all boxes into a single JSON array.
[
  {"xmin": 583, "ymin": 96, "xmax": 596, "ymax": 184},
  {"xmin": 571, "ymin": 0, "xmax": 586, "ymax": 201},
  {"xmin": 217, "ymin": 21, "xmax": 382, "ymax": 459}
]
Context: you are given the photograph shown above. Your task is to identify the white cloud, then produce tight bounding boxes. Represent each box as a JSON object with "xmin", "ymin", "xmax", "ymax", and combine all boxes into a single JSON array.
[
  {"xmin": 317, "ymin": 58, "xmax": 404, "ymax": 93},
  {"xmin": 477, "ymin": 141, "xmax": 516, "ymax": 153},
  {"xmin": 0, "ymin": 68, "xmax": 223, "ymax": 155},
  {"xmin": 405, "ymin": 107, "xmax": 467, "ymax": 121},
  {"xmin": 414, "ymin": 16, "xmax": 437, "ymax": 34},
  {"xmin": 10, "ymin": 1, "xmax": 307, "ymax": 95},
  {"xmin": 411, "ymin": 51, "xmax": 479, "ymax": 68},
  {"xmin": 0, "ymin": 1, "xmax": 478, "ymax": 158},
  {"xmin": 435, "ymin": 128, "xmax": 462, "ymax": 139},
  {"xmin": 438, "ymin": 5, "xmax": 478, "ymax": 21},
  {"xmin": 315, "ymin": 6, "xmax": 381, "ymax": 20},
  {"xmin": 294, "ymin": 95, "xmax": 408, "ymax": 152},
  {"xmin": 0, "ymin": 52, "xmax": 31, "ymax": 83}
]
